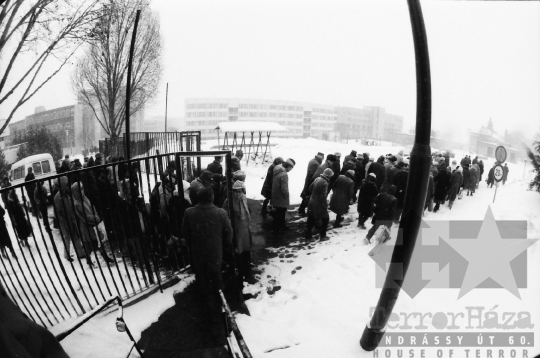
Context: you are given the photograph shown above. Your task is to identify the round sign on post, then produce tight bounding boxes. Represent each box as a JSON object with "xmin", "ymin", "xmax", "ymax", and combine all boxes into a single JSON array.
[
  {"xmin": 495, "ymin": 146, "xmax": 507, "ymax": 163},
  {"xmin": 493, "ymin": 164, "xmax": 504, "ymax": 182}
]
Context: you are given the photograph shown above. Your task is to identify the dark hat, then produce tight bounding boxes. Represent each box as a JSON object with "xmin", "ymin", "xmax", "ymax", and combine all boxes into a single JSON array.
[
  {"xmin": 397, "ymin": 162, "xmax": 407, "ymax": 168},
  {"xmin": 201, "ymin": 170, "xmax": 213, "ymax": 181},
  {"xmin": 327, "ymin": 154, "xmax": 337, "ymax": 162},
  {"xmin": 317, "ymin": 152, "xmax": 324, "ymax": 158}
]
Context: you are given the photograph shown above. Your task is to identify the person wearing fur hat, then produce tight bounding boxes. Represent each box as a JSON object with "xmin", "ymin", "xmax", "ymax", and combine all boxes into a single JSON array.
[
  {"xmin": 261, "ymin": 157, "xmax": 284, "ymax": 215},
  {"xmin": 343, "ymin": 150, "xmax": 357, "ymax": 165},
  {"xmin": 232, "ymin": 170, "xmax": 246, "ymax": 182},
  {"xmin": 311, "ymin": 154, "xmax": 336, "ymax": 183},
  {"xmin": 223, "ymin": 180, "xmax": 252, "ymax": 281},
  {"xmin": 271, "ymin": 158, "xmax": 295, "ymax": 231},
  {"xmin": 299, "ymin": 153, "xmax": 324, "ymax": 216},
  {"xmin": 357, "ymin": 173, "xmax": 379, "ymax": 229},
  {"xmin": 189, "ymin": 170, "xmax": 213, "ymax": 206},
  {"xmin": 329, "ymin": 170, "xmax": 355, "ymax": 228},
  {"xmin": 448, "ymin": 166, "xmax": 463, "ymax": 209},
  {"xmin": 305, "ymin": 168, "xmax": 333, "ymax": 240},
  {"xmin": 328, "ymin": 152, "xmax": 342, "ymax": 193},
  {"xmin": 231, "ymin": 150, "xmax": 244, "ymax": 172}
]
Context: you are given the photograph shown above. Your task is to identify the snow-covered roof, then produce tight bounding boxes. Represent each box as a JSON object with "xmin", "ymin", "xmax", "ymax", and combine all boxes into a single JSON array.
[{"xmin": 216, "ymin": 121, "xmax": 288, "ymax": 133}]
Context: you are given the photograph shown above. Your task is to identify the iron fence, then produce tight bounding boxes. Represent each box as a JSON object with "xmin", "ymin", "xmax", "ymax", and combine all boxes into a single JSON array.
[{"xmin": 0, "ymin": 150, "xmax": 231, "ymax": 328}]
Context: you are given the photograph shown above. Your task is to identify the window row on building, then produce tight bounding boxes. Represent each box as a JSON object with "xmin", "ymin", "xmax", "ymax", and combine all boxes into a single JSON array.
[
  {"xmin": 27, "ymin": 108, "xmax": 74, "ymax": 124},
  {"xmin": 185, "ymin": 103, "xmax": 228, "ymax": 109},
  {"xmin": 186, "ymin": 111, "xmax": 228, "ymax": 118}
]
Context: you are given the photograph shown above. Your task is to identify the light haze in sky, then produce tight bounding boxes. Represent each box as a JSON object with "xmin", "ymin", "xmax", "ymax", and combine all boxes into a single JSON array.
[{"xmin": 2, "ymin": 0, "xmax": 539, "ymax": 143}]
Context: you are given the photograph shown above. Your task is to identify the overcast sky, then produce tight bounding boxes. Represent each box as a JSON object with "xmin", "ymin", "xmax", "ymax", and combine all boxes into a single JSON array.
[{"xmin": 3, "ymin": 0, "xmax": 539, "ymax": 142}]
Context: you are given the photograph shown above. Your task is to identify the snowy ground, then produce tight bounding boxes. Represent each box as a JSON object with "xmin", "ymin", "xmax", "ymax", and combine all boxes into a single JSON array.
[{"xmin": 218, "ymin": 139, "xmax": 539, "ymax": 358}]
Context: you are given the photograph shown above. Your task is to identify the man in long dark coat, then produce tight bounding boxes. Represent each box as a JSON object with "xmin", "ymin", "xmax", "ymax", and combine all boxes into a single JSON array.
[
  {"xmin": 25, "ymin": 167, "xmax": 38, "ymax": 217},
  {"xmin": 271, "ymin": 159, "xmax": 295, "ymax": 231},
  {"xmin": 329, "ymin": 170, "xmax": 355, "ymax": 227},
  {"xmin": 393, "ymin": 164, "xmax": 409, "ymax": 223},
  {"xmin": 367, "ymin": 156, "xmax": 386, "ymax": 190},
  {"xmin": 206, "ymin": 156, "xmax": 223, "ymax": 175},
  {"xmin": 298, "ymin": 152, "xmax": 323, "ymax": 216},
  {"xmin": 328, "ymin": 152, "xmax": 342, "ymax": 193},
  {"xmin": 357, "ymin": 173, "xmax": 379, "ymax": 229},
  {"xmin": 433, "ymin": 166, "xmax": 450, "ymax": 212},
  {"xmin": 183, "ymin": 187, "xmax": 233, "ymax": 315},
  {"xmin": 306, "ymin": 168, "xmax": 332, "ymax": 241},
  {"xmin": 364, "ymin": 185, "xmax": 397, "ymax": 244}
]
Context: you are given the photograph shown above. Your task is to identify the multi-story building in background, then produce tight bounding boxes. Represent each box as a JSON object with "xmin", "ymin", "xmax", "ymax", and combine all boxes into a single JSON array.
[
  {"xmin": 184, "ymin": 98, "xmax": 337, "ymax": 140},
  {"xmin": 184, "ymin": 98, "xmax": 403, "ymax": 141},
  {"xmin": 143, "ymin": 115, "xmax": 185, "ymax": 132}
]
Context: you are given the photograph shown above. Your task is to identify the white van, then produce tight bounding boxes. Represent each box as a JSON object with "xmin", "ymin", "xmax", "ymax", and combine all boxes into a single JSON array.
[{"xmin": 9, "ymin": 153, "xmax": 57, "ymax": 196}]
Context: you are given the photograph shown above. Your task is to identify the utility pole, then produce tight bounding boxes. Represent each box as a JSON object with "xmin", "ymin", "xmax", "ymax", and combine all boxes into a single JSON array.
[
  {"xmin": 124, "ymin": 9, "xmax": 141, "ymax": 160},
  {"xmin": 360, "ymin": 0, "xmax": 432, "ymax": 351},
  {"xmin": 165, "ymin": 83, "xmax": 168, "ymax": 132}
]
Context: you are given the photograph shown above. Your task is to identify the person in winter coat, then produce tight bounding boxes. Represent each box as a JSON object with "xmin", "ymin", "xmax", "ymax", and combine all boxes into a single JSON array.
[
  {"xmin": 486, "ymin": 165, "xmax": 495, "ymax": 188},
  {"xmin": 328, "ymin": 152, "xmax": 342, "ymax": 193},
  {"xmin": 24, "ymin": 167, "xmax": 39, "ymax": 217},
  {"xmin": 311, "ymin": 154, "xmax": 336, "ymax": 183},
  {"xmin": 231, "ymin": 150, "xmax": 243, "ymax": 172},
  {"xmin": 305, "ymin": 168, "xmax": 333, "ymax": 240},
  {"xmin": 424, "ymin": 172, "xmax": 434, "ymax": 213},
  {"xmin": 210, "ymin": 173, "xmax": 223, "ymax": 207},
  {"xmin": 54, "ymin": 176, "xmax": 85, "ymax": 260},
  {"xmin": 393, "ymin": 163, "xmax": 409, "ymax": 223},
  {"xmin": 7, "ymin": 190, "xmax": 31, "ymax": 247},
  {"xmin": 462, "ymin": 164, "xmax": 471, "ymax": 192},
  {"xmin": 298, "ymin": 153, "xmax": 324, "ymax": 216},
  {"xmin": 223, "ymin": 180, "xmax": 252, "ymax": 281},
  {"xmin": 206, "ymin": 156, "xmax": 223, "ymax": 175},
  {"xmin": 467, "ymin": 165, "xmax": 478, "ymax": 196},
  {"xmin": 329, "ymin": 170, "xmax": 355, "ymax": 227},
  {"xmin": 189, "ymin": 170, "xmax": 213, "ymax": 205},
  {"xmin": 502, "ymin": 163, "xmax": 509, "ymax": 185},
  {"xmin": 0, "ymin": 205, "xmax": 16, "ymax": 258},
  {"xmin": 1, "ymin": 177, "xmax": 11, "ymax": 207},
  {"xmin": 340, "ymin": 156, "xmax": 357, "ymax": 175},
  {"xmin": 71, "ymin": 182, "xmax": 113, "ymax": 267},
  {"xmin": 448, "ymin": 166, "xmax": 463, "ymax": 209},
  {"xmin": 433, "ymin": 166, "xmax": 450, "ymax": 212},
  {"xmin": 364, "ymin": 185, "xmax": 397, "ymax": 244},
  {"xmin": 343, "ymin": 150, "xmax": 357, "ymax": 165},
  {"xmin": 368, "ymin": 156, "xmax": 386, "ymax": 190},
  {"xmin": 34, "ymin": 181, "xmax": 50, "ymax": 231},
  {"xmin": 357, "ymin": 173, "xmax": 379, "ymax": 229},
  {"xmin": 381, "ymin": 155, "xmax": 397, "ymax": 190},
  {"xmin": 271, "ymin": 159, "xmax": 295, "ymax": 230},
  {"xmin": 182, "ymin": 187, "xmax": 233, "ymax": 314},
  {"xmin": 364, "ymin": 157, "xmax": 374, "ymax": 179},
  {"xmin": 387, "ymin": 161, "xmax": 404, "ymax": 189},
  {"xmin": 478, "ymin": 160, "xmax": 485, "ymax": 181},
  {"xmin": 261, "ymin": 157, "xmax": 284, "ymax": 215}
]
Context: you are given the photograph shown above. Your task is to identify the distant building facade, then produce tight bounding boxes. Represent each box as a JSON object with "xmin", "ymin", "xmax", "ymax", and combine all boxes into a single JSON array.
[
  {"xmin": 184, "ymin": 98, "xmax": 337, "ymax": 140},
  {"xmin": 469, "ymin": 119, "xmax": 521, "ymax": 163},
  {"xmin": 184, "ymin": 98, "xmax": 403, "ymax": 141}
]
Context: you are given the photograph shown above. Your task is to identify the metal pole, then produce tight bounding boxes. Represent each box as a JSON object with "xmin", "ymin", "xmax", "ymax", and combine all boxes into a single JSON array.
[
  {"xmin": 124, "ymin": 9, "xmax": 141, "ymax": 160},
  {"xmin": 165, "ymin": 83, "xmax": 168, "ymax": 132},
  {"xmin": 360, "ymin": 0, "xmax": 432, "ymax": 351}
]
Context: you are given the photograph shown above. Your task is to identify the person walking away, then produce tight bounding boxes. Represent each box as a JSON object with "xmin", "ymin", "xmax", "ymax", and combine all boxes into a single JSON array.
[
  {"xmin": 462, "ymin": 164, "xmax": 471, "ymax": 196},
  {"xmin": 24, "ymin": 167, "xmax": 39, "ymax": 217},
  {"xmin": 433, "ymin": 166, "xmax": 450, "ymax": 212},
  {"xmin": 357, "ymin": 173, "xmax": 379, "ymax": 229},
  {"xmin": 54, "ymin": 177, "xmax": 85, "ymax": 261},
  {"xmin": 223, "ymin": 180, "xmax": 252, "ymax": 282},
  {"xmin": 424, "ymin": 171, "xmax": 434, "ymax": 214},
  {"xmin": 381, "ymin": 155, "xmax": 397, "ymax": 191},
  {"xmin": 478, "ymin": 160, "xmax": 484, "ymax": 182},
  {"xmin": 468, "ymin": 165, "xmax": 478, "ymax": 196},
  {"xmin": 364, "ymin": 185, "xmax": 397, "ymax": 245},
  {"xmin": 189, "ymin": 170, "xmax": 213, "ymax": 205},
  {"xmin": 182, "ymin": 187, "xmax": 233, "ymax": 318},
  {"xmin": 340, "ymin": 156, "xmax": 357, "ymax": 175},
  {"xmin": 305, "ymin": 168, "xmax": 333, "ymax": 241},
  {"xmin": 0, "ymin": 204, "xmax": 16, "ymax": 258},
  {"xmin": 34, "ymin": 181, "xmax": 50, "ymax": 231},
  {"xmin": 298, "ymin": 152, "xmax": 323, "ymax": 216},
  {"xmin": 271, "ymin": 159, "xmax": 295, "ymax": 231},
  {"xmin": 328, "ymin": 152, "xmax": 342, "ymax": 193},
  {"xmin": 261, "ymin": 157, "xmax": 284, "ymax": 215},
  {"xmin": 368, "ymin": 156, "xmax": 386, "ymax": 190},
  {"xmin": 231, "ymin": 150, "xmax": 243, "ymax": 172},
  {"xmin": 448, "ymin": 166, "xmax": 463, "ymax": 209},
  {"xmin": 210, "ymin": 174, "xmax": 223, "ymax": 206},
  {"xmin": 7, "ymin": 190, "xmax": 31, "ymax": 247},
  {"xmin": 329, "ymin": 170, "xmax": 355, "ymax": 228},
  {"xmin": 487, "ymin": 164, "xmax": 495, "ymax": 188},
  {"xmin": 71, "ymin": 182, "xmax": 113, "ymax": 267},
  {"xmin": 207, "ymin": 156, "xmax": 223, "ymax": 175},
  {"xmin": 392, "ymin": 159, "xmax": 409, "ymax": 223},
  {"xmin": 502, "ymin": 163, "xmax": 509, "ymax": 185}
]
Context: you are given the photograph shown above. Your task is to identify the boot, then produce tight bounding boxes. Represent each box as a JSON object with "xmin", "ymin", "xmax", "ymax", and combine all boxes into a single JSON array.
[
  {"xmin": 449, "ymin": 201, "xmax": 453, "ymax": 210},
  {"xmin": 100, "ymin": 247, "xmax": 114, "ymax": 264}
]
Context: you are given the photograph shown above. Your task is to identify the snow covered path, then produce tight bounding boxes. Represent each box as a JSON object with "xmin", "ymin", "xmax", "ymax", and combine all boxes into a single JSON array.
[{"xmin": 235, "ymin": 171, "xmax": 540, "ymax": 357}]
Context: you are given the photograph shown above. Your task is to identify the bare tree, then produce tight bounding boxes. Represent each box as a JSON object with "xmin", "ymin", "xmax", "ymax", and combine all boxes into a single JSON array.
[
  {"xmin": 0, "ymin": 0, "xmax": 105, "ymax": 136},
  {"xmin": 72, "ymin": 0, "xmax": 162, "ymax": 144}
]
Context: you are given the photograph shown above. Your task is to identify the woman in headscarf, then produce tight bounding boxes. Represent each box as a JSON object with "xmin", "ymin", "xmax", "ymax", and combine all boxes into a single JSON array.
[
  {"xmin": 71, "ymin": 182, "xmax": 113, "ymax": 266},
  {"xmin": 7, "ymin": 190, "xmax": 31, "ymax": 247},
  {"xmin": 54, "ymin": 177, "xmax": 85, "ymax": 260},
  {"xmin": 222, "ymin": 180, "xmax": 252, "ymax": 281}
]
